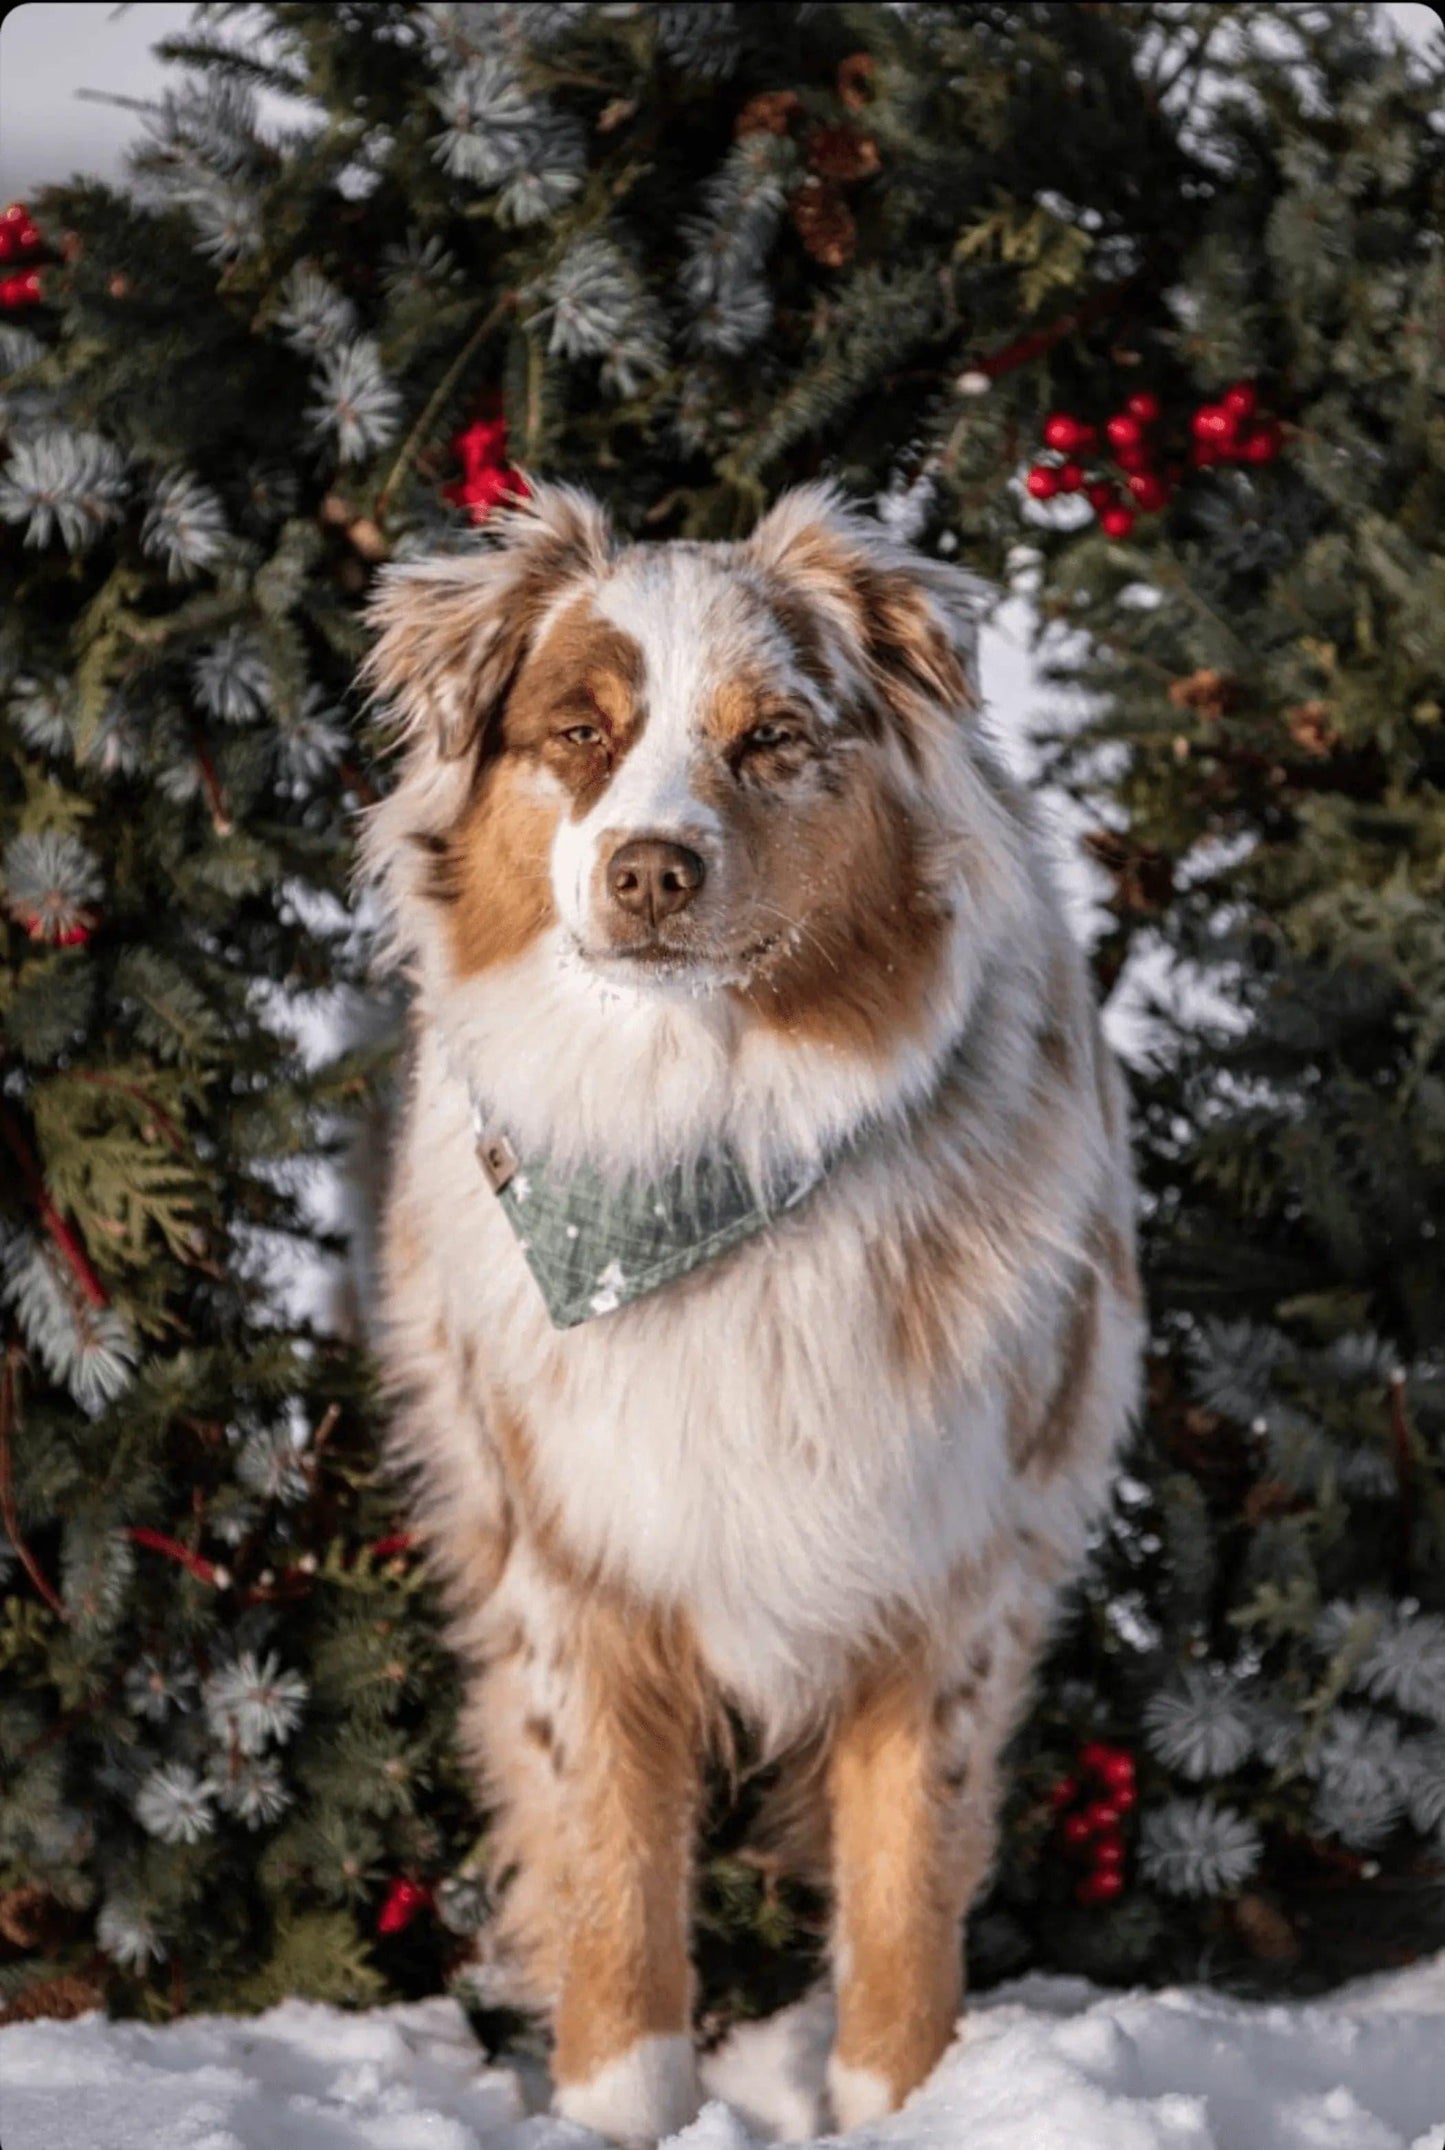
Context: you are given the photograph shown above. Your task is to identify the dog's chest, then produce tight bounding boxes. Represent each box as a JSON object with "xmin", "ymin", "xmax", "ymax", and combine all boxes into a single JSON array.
[{"xmin": 413, "ymin": 1071, "xmax": 1017, "ymax": 1727}]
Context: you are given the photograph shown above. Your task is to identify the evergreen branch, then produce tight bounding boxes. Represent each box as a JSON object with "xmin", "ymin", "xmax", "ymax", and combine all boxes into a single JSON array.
[
  {"xmin": 969, "ymin": 266, "xmax": 1151, "ymax": 383},
  {"xmin": 67, "ymin": 1074, "xmax": 189, "ymax": 1157},
  {"xmin": 0, "ymin": 1345, "xmax": 66, "ymax": 1621},
  {"xmin": 373, "ymin": 293, "xmax": 517, "ymax": 523},
  {"xmin": 0, "ymin": 1104, "xmax": 110, "ymax": 1313}
]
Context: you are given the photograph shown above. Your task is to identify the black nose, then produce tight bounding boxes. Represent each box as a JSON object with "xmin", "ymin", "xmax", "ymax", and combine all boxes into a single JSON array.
[{"xmin": 606, "ymin": 838, "xmax": 707, "ymax": 923}]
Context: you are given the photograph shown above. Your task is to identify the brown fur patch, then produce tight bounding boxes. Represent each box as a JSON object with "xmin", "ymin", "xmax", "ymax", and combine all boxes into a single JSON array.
[
  {"xmin": 732, "ymin": 778, "xmax": 951, "ymax": 1056},
  {"xmin": 437, "ymin": 599, "xmax": 649, "ymax": 976}
]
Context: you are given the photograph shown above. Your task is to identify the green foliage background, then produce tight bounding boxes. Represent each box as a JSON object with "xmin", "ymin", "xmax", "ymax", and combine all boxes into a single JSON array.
[{"xmin": 1, "ymin": 0, "xmax": 1442, "ymax": 2029}]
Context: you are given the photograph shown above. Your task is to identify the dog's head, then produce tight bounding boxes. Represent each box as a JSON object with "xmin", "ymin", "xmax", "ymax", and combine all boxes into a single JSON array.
[{"xmin": 365, "ymin": 484, "xmax": 1008, "ymax": 1051}]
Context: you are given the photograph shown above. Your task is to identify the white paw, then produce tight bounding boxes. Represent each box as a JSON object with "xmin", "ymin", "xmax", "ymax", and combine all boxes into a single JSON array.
[
  {"xmin": 828, "ymin": 2055, "xmax": 895, "ymax": 2133},
  {"xmin": 553, "ymin": 2032, "xmax": 701, "ymax": 2145}
]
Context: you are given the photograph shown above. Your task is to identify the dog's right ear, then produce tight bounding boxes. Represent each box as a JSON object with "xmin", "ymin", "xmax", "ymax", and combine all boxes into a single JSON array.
[{"xmin": 362, "ymin": 484, "xmax": 614, "ymax": 760}]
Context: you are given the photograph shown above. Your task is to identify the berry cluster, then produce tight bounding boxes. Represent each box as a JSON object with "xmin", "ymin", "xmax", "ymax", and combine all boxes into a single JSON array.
[
  {"xmin": 0, "ymin": 201, "xmax": 44, "ymax": 309},
  {"xmin": 1025, "ymin": 382, "xmax": 1281, "ymax": 538},
  {"xmin": 442, "ymin": 413, "xmax": 530, "ymax": 523},
  {"xmin": 1049, "ymin": 1738, "xmax": 1136, "ymax": 1907},
  {"xmin": 376, "ymin": 1875, "xmax": 434, "ymax": 1936}
]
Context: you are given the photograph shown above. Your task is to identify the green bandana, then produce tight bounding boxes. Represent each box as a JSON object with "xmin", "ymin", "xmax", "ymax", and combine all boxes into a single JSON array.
[{"xmin": 473, "ymin": 1119, "xmax": 826, "ymax": 1330}]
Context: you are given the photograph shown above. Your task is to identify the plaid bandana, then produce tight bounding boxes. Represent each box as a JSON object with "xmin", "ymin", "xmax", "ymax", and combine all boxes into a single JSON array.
[{"xmin": 472, "ymin": 1115, "xmax": 827, "ymax": 1330}]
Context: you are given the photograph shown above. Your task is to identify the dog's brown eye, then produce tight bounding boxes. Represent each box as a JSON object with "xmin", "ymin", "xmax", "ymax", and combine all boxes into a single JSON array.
[{"xmin": 559, "ymin": 722, "xmax": 604, "ymax": 747}]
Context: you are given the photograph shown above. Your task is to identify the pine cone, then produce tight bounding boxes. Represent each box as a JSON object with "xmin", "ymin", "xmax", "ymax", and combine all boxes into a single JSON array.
[
  {"xmin": 790, "ymin": 177, "xmax": 856, "ymax": 269},
  {"xmin": 837, "ymin": 52, "xmax": 877, "ymax": 111},
  {"xmin": 1167, "ymin": 668, "xmax": 1241, "ymax": 720},
  {"xmin": 0, "ymin": 1883, "xmax": 67, "ymax": 1951},
  {"xmin": 1231, "ymin": 1892, "xmax": 1300, "ymax": 1964},
  {"xmin": 1287, "ymin": 701, "xmax": 1337, "ymax": 757},
  {"xmin": 735, "ymin": 90, "xmax": 800, "ymax": 139},
  {"xmin": 806, "ymin": 124, "xmax": 881, "ymax": 183},
  {"xmin": 0, "ymin": 1968, "xmax": 105, "ymax": 2026}
]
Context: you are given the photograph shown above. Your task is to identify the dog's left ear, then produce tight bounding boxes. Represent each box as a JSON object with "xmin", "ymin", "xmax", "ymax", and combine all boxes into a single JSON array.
[
  {"xmin": 745, "ymin": 484, "xmax": 980, "ymax": 748},
  {"xmin": 363, "ymin": 484, "xmax": 614, "ymax": 761}
]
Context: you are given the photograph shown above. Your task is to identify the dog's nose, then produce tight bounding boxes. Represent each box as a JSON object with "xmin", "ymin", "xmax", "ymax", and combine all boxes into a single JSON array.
[{"xmin": 606, "ymin": 838, "xmax": 706, "ymax": 923}]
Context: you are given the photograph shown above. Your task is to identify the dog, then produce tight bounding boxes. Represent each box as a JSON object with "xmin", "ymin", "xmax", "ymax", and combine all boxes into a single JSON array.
[{"xmin": 361, "ymin": 483, "xmax": 1142, "ymax": 2145}]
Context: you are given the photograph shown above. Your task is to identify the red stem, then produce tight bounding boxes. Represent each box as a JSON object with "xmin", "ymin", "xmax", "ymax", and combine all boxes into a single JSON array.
[
  {"xmin": 0, "ymin": 1103, "xmax": 110, "ymax": 1310},
  {"xmin": 972, "ymin": 266, "xmax": 1151, "ymax": 382},
  {"xmin": 126, "ymin": 1525, "xmax": 221, "ymax": 1588}
]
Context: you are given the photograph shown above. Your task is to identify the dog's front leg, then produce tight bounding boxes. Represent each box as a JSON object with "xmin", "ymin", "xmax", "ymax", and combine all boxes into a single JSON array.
[{"xmin": 549, "ymin": 1603, "xmax": 702, "ymax": 2146}]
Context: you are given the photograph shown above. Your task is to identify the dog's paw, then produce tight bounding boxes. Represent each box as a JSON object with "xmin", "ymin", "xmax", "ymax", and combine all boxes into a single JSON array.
[
  {"xmin": 827, "ymin": 2055, "xmax": 895, "ymax": 2133},
  {"xmin": 552, "ymin": 2032, "xmax": 702, "ymax": 2146}
]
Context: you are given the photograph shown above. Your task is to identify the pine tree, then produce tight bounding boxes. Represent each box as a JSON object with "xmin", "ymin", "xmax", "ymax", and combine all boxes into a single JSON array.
[{"xmin": 1, "ymin": 0, "xmax": 1440, "ymax": 2027}]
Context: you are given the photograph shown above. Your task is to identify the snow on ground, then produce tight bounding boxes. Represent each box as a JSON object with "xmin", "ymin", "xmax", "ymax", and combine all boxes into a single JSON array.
[{"xmin": 5, "ymin": 1957, "xmax": 1445, "ymax": 2150}]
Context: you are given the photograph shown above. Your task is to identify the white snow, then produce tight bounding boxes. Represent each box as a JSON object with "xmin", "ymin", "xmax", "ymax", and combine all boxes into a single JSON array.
[{"xmin": 5, "ymin": 1957, "xmax": 1445, "ymax": 2150}]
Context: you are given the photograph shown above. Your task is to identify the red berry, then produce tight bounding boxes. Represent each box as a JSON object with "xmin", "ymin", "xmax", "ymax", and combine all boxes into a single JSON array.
[
  {"xmin": 1078, "ymin": 1740, "xmax": 1118, "ymax": 1778},
  {"xmin": 0, "ymin": 233, "xmax": 11, "ymax": 262},
  {"xmin": 1082, "ymin": 1799, "xmax": 1124, "ymax": 1834},
  {"xmin": 1042, "ymin": 412, "xmax": 1082, "ymax": 452},
  {"xmin": 1100, "ymin": 506, "xmax": 1136, "ymax": 539},
  {"xmin": 1048, "ymin": 1774, "xmax": 1082, "ymax": 1811},
  {"xmin": 1125, "ymin": 391, "xmax": 1161, "ymax": 424},
  {"xmin": 1025, "ymin": 465, "xmax": 1062, "ymax": 500},
  {"xmin": 1057, "ymin": 460, "xmax": 1086, "ymax": 492},
  {"xmin": 1, "ymin": 202, "xmax": 26, "ymax": 226},
  {"xmin": 1191, "ymin": 403, "xmax": 1234, "ymax": 443},
  {"xmin": 1092, "ymin": 1834, "xmax": 1127, "ymax": 1869},
  {"xmin": 1061, "ymin": 1811, "xmax": 1096, "ymax": 1851},
  {"xmin": 1127, "ymin": 471, "xmax": 1171, "ymax": 512},
  {"xmin": 1099, "ymin": 1751, "xmax": 1136, "ymax": 1794},
  {"xmin": 1239, "ymin": 420, "xmax": 1282, "ymax": 463},
  {"xmin": 1076, "ymin": 1867, "xmax": 1126, "ymax": 1907},
  {"xmin": 1223, "ymin": 381, "xmax": 1258, "ymax": 419},
  {"xmin": 1190, "ymin": 441, "xmax": 1220, "ymax": 468},
  {"xmin": 1085, "ymin": 480, "xmax": 1116, "ymax": 511},
  {"xmin": 54, "ymin": 923, "xmax": 93, "ymax": 949},
  {"xmin": 376, "ymin": 1878, "xmax": 433, "ymax": 1936},
  {"xmin": 1105, "ymin": 412, "xmax": 1144, "ymax": 452},
  {"xmin": 1072, "ymin": 422, "xmax": 1099, "ymax": 451},
  {"xmin": 1114, "ymin": 441, "xmax": 1153, "ymax": 473}
]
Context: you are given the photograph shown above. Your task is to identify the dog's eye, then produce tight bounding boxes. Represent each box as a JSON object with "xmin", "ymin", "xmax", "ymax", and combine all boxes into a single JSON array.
[
  {"xmin": 559, "ymin": 722, "xmax": 604, "ymax": 747},
  {"xmin": 742, "ymin": 720, "xmax": 796, "ymax": 753}
]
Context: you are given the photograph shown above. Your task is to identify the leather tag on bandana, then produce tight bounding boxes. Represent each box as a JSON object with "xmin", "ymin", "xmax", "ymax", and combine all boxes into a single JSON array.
[{"xmin": 477, "ymin": 1135, "xmax": 821, "ymax": 1330}]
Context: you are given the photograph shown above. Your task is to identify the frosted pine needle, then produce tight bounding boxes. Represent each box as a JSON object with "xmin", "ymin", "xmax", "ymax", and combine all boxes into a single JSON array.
[
  {"xmin": 217, "ymin": 1753, "xmax": 292, "ymax": 1828},
  {"xmin": 1, "ymin": 829, "xmax": 101, "ymax": 939},
  {"xmin": 308, "ymin": 337, "xmax": 403, "ymax": 463},
  {"xmin": 1138, "ymin": 1798, "xmax": 1262, "ymax": 1897},
  {"xmin": 0, "ymin": 427, "xmax": 127, "ymax": 551},
  {"xmin": 134, "ymin": 1763, "xmax": 217, "ymax": 1845},
  {"xmin": 97, "ymin": 1892, "xmax": 167, "ymax": 1970},
  {"xmin": 1143, "ymin": 1664, "xmax": 1257, "ymax": 1781},
  {"xmin": 237, "ymin": 1419, "xmax": 312, "ymax": 1505},
  {"xmin": 10, "ymin": 672, "xmax": 73, "ymax": 757},
  {"xmin": 539, "ymin": 235, "xmax": 667, "ymax": 395},
  {"xmin": 204, "ymin": 1649, "xmax": 308, "ymax": 1755},
  {"xmin": 0, "ymin": 1233, "xmax": 136, "ymax": 1414},
  {"xmin": 192, "ymin": 627, "xmax": 272, "ymax": 723},
  {"xmin": 275, "ymin": 266, "xmax": 359, "ymax": 356},
  {"xmin": 1359, "ymin": 1613, "xmax": 1445, "ymax": 1723},
  {"xmin": 142, "ymin": 467, "xmax": 229, "ymax": 580},
  {"xmin": 124, "ymin": 1653, "xmax": 200, "ymax": 1725}
]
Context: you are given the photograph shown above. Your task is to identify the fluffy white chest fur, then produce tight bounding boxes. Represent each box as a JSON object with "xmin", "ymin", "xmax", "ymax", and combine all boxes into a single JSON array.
[{"xmin": 407, "ymin": 1027, "xmax": 1024, "ymax": 1736}]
